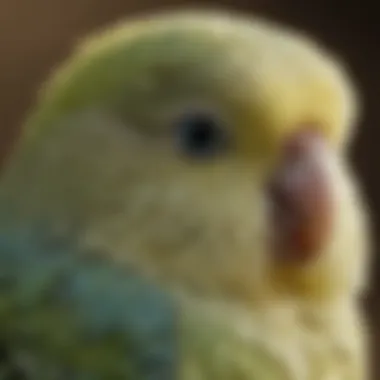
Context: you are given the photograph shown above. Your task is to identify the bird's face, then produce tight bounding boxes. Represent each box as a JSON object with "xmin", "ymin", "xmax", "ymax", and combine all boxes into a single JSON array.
[{"xmin": 5, "ymin": 12, "xmax": 369, "ymax": 305}]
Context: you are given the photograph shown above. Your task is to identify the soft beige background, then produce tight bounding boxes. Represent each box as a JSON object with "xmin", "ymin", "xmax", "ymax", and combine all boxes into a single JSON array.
[{"xmin": 0, "ymin": 0, "xmax": 378, "ymax": 376}]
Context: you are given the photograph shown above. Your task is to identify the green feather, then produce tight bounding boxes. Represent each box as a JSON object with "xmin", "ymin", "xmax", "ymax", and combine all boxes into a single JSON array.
[{"xmin": 0, "ymin": 229, "xmax": 177, "ymax": 379}]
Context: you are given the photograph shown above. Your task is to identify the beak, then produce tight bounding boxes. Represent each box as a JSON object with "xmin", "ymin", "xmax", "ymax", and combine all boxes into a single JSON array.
[{"xmin": 267, "ymin": 129, "xmax": 334, "ymax": 263}]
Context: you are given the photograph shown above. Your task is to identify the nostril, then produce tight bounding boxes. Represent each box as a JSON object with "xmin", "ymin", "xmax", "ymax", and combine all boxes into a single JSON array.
[{"xmin": 284, "ymin": 127, "xmax": 322, "ymax": 150}]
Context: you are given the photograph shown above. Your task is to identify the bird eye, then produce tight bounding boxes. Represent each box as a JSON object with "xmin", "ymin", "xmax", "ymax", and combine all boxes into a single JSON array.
[{"xmin": 174, "ymin": 111, "xmax": 227, "ymax": 158}]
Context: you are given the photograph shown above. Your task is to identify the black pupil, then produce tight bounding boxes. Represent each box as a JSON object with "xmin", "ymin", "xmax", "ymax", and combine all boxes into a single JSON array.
[{"xmin": 179, "ymin": 114, "xmax": 223, "ymax": 157}]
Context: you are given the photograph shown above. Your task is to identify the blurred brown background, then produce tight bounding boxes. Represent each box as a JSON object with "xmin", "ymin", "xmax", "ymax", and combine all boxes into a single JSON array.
[{"xmin": 0, "ymin": 0, "xmax": 378, "ymax": 376}]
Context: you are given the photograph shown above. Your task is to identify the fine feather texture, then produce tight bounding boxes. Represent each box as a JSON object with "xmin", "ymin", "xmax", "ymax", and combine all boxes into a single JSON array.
[
  {"xmin": 0, "ymin": 9, "xmax": 370, "ymax": 379},
  {"xmin": 23, "ymin": 10, "xmax": 359, "ymax": 151},
  {"xmin": 0, "ymin": 228, "xmax": 177, "ymax": 379}
]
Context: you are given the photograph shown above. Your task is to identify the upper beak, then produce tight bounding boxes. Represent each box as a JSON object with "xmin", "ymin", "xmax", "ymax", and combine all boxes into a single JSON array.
[{"xmin": 267, "ymin": 129, "xmax": 334, "ymax": 263}]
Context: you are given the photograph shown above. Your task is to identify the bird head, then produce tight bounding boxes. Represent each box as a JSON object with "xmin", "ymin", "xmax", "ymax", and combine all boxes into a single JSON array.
[{"xmin": 1, "ymin": 10, "xmax": 369, "ymax": 306}]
